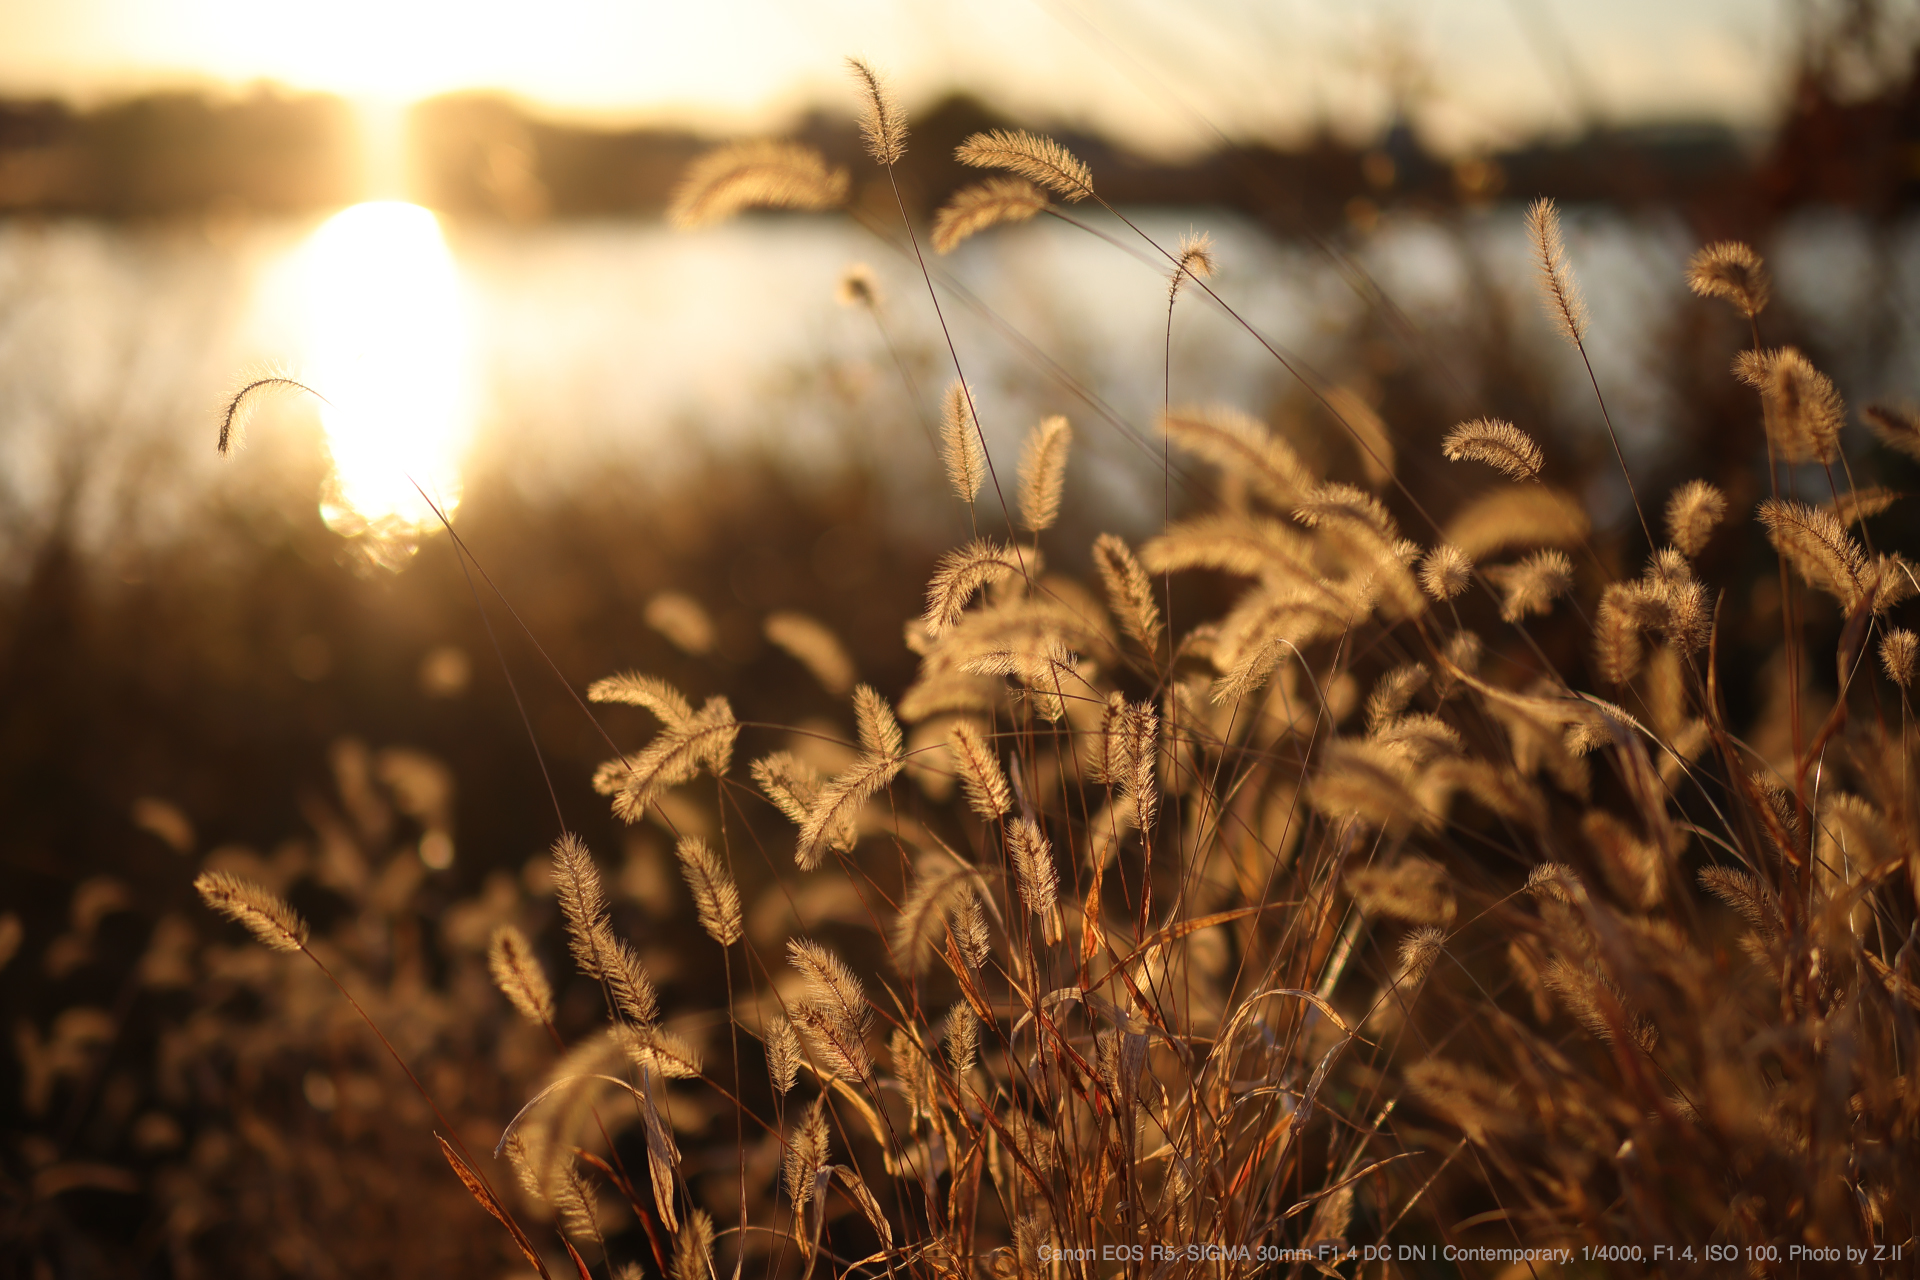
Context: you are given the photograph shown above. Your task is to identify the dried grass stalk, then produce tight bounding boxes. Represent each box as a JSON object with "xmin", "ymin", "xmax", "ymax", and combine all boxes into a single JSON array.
[
  {"xmin": 1881, "ymin": 628, "xmax": 1917, "ymax": 688},
  {"xmin": 764, "ymin": 611, "xmax": 856, "ymax": 695},
  {"xmin": 948, "ymin": 720, "xmax": 1011, "ymax": 818},
  {"xmin": 669, "ymin": 141, "xmax": 849, "ymax": 229},
  {"xmin": 1486, "ymin": 550, "xmax": 1574, "ymax": 622},
  {"xmin": 1758, "ymin": 498, "xmax": 1869, "ymax": 608},
  {"xmin": 1525, "ymin": 197, "xmax": 1587, "ymax": 346},
  {"xmin": 1092, "ymin": 533, "xmax": 1163, "ymax": 655},
  {"xmin": 789, "ymin": 939, "xmax": 872, "ymax": 1078},
  {"xmin": 672, "ymin": 1208, "xmax": 716, "ymax": 1280},
  {"xmin": 939, "ymin": 381, "xmax": 986, "ymax": 502},
  {"xmin": 924, "ymin": 541, "xmax": 1026, "ymax": 635},
  {"xmin": 1686, "ymin": 240, "xmax": 1770, "ymax": 317},
  {"xmin": 194, "ymin": 870, "xmax": 309, "ymax": 952},
  {"xmin": 1168, "ymin": 231, "xmax": 1216, "ymax": 303},
  {"xmin": 1007, "ymin": 818, "xmax": 1062, "ymax": 943},
  {"xmin": 955, "ymin": 129, "xmax": 1094, "ymax": 201},
  {"xmin": 1864, "ymin": 403, "xmax": 1920, "ymax": 461},
  {"xmin": 1160, "ymin": 405, "xmax": 1313, "ymax": 507},
  {"xmin": 1665, "ymin": 480, "xmax": 1727, "ymax": 557},
  {"xmin": 1442, "ymin": 418, "xmax": 1543, "ymax": 481},
  {"xmin": 932, "ymin": 179, "xmax": 1046, "ymax": 253},
  {"xmin": 551, "ymin": 834, "xmax": 613, "ymax": 978},
  {"xmin": 765, "ymin": 1015, "xmax": 801, "ymax": 1095},
  {"xmin": 846, "ymin": 57, "xmax": 907, "ymax": 165},
  {"xmin": 1419, "ymin": 544, "xmax": 1473, "ymax": 600},
  {"xmin": 1018, "ymin": 415, "xmax": 1072, "ymax": 532},
  {"xmin": 675, "ymin": 836, "xmax": 742, "ymax": 946},
  {"xmin": 488, "ymin": 924, "xmax": 554, "ymax": 1023}
]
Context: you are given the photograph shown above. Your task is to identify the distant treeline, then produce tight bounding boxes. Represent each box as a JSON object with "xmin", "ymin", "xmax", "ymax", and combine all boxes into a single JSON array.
[{"xmin": 0, "ymin": 68, "xmax": 1916, "ymax": 233}]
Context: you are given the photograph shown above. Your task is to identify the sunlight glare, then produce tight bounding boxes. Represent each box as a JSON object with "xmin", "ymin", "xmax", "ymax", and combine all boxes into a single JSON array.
[{"xmin": 299, "ymin": 201, "xmax": 471, "ymax": 556}]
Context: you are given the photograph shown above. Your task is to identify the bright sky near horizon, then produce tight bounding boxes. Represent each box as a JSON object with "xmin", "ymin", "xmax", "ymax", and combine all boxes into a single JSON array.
[{"xmin": 0, "ymin": 0, "xmax": 1792, "ymax": 153}]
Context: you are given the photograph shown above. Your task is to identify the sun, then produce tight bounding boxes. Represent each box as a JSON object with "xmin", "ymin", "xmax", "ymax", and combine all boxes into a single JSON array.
[{"xmin": 297, "ymin": 201, "xmax": 472, "ymax": 555}]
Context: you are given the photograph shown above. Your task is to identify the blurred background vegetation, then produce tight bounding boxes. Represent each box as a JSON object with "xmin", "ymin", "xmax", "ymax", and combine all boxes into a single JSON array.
[{"xmin": 6, "ymin": 1, "xmax": 1920, "ymax": 1276}]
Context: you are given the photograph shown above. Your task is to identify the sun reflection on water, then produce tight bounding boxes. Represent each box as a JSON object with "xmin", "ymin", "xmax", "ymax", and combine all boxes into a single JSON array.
[{"xmin": 299, "ymin": 201, "xmax": 470, "ymax": 566}]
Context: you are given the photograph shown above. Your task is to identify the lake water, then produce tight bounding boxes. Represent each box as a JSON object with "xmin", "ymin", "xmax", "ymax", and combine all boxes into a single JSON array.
[{"xmin": 1, "ymin": 202, "xmax": 1915, "ymax": 562}]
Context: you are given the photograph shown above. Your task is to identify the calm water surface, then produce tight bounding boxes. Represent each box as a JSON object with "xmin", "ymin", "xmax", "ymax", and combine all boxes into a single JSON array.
[{"xmin": 0, "ymin": 205, "xmax": 1913, "ymax": 558}]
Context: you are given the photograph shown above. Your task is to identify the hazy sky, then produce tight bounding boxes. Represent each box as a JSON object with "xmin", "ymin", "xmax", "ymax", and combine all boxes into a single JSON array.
[{"xmin": 0, "ymin": 0, "xmax": 1795, "ymax": 153}]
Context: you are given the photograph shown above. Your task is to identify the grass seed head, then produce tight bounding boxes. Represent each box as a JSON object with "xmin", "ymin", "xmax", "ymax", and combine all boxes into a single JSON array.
[
  {"xmin": 1686, "ymin": 240, "xmax": 1770, "ymax": 317},
  {"xmin": 1018, "ymin": 414, "xmax": 1072, "ymax": 533},
  {"xmin": 955, "ymin": 128, "xmax": 1094, "ymax": 201},
  {"xmin": 668, "ymin": 141, "xmax": 849, "ymax": 229},
  {"xmin": 488, "ymin": 924, "xmax": 554, "ymax": 1023},
  {"xmin": 1441, "ymin": 417, "xmax": 1544, "ymax": 480},
  {"xmin": 932, "ymin": 178, "xmax": 1046, "ymax": 254},
  {"xmin": 846, "ymin": 57, "xmax": 907, "ymax": 165},
  {"xmin": 1419, "ymin": 544, "xmax": 1473, "ymax": 600},
  {"xmin": 1526, "ymin": 197, "xmax": 1588, "ymax": 346},
  {"xmin": 1881, "ymin": 628, "xmax": 1917, "ymax": 688},
  {"xmin": 193, "ymin": 870, "xmax": 309, "ymax": 952}
]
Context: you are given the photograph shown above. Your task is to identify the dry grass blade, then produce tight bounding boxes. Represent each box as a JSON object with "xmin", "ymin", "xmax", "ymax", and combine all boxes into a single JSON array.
[
  {"xmin": 668, "ymin": 141, "xmax": 849, "ymax": 229},
  {"xmin": 1525, "ymin": 197, "xmax": 1587, "ymax": 346},
  {"xmin": 194, "ymin": 870, "xmax": 309, "ymax": 952},
  {"xmin": 954, "ymin": 128, "xmax": 1094, "ymax": 201},
  {"xmin": 1441, "ymin": 417, "xmax": 1543, "ymax": 481},
  {"xmin": 932, "ymin": 178, "xmax": 1046, "ymax": 253},
  {"xmin": 846, "ymin": 57, "xmax": 906, "ymax": 164},
  {"xmin": 832, "ymin": 1166, "xmax": 893, "ymax": 1247},
  {"xmin": 488, "ymin": 924, "xmax": 554, "ymax": 1023},
  {"xmin": 1018, "ymin": 414, "xmax": 1072, "ymax": 533},
  {"xmin": 1686, "ymin": 240, "xmax": 1770, "ymax": 317},
  {"xmin": 437, "ymin": 1135, "xmax": 552, "ymax": 1278}
]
